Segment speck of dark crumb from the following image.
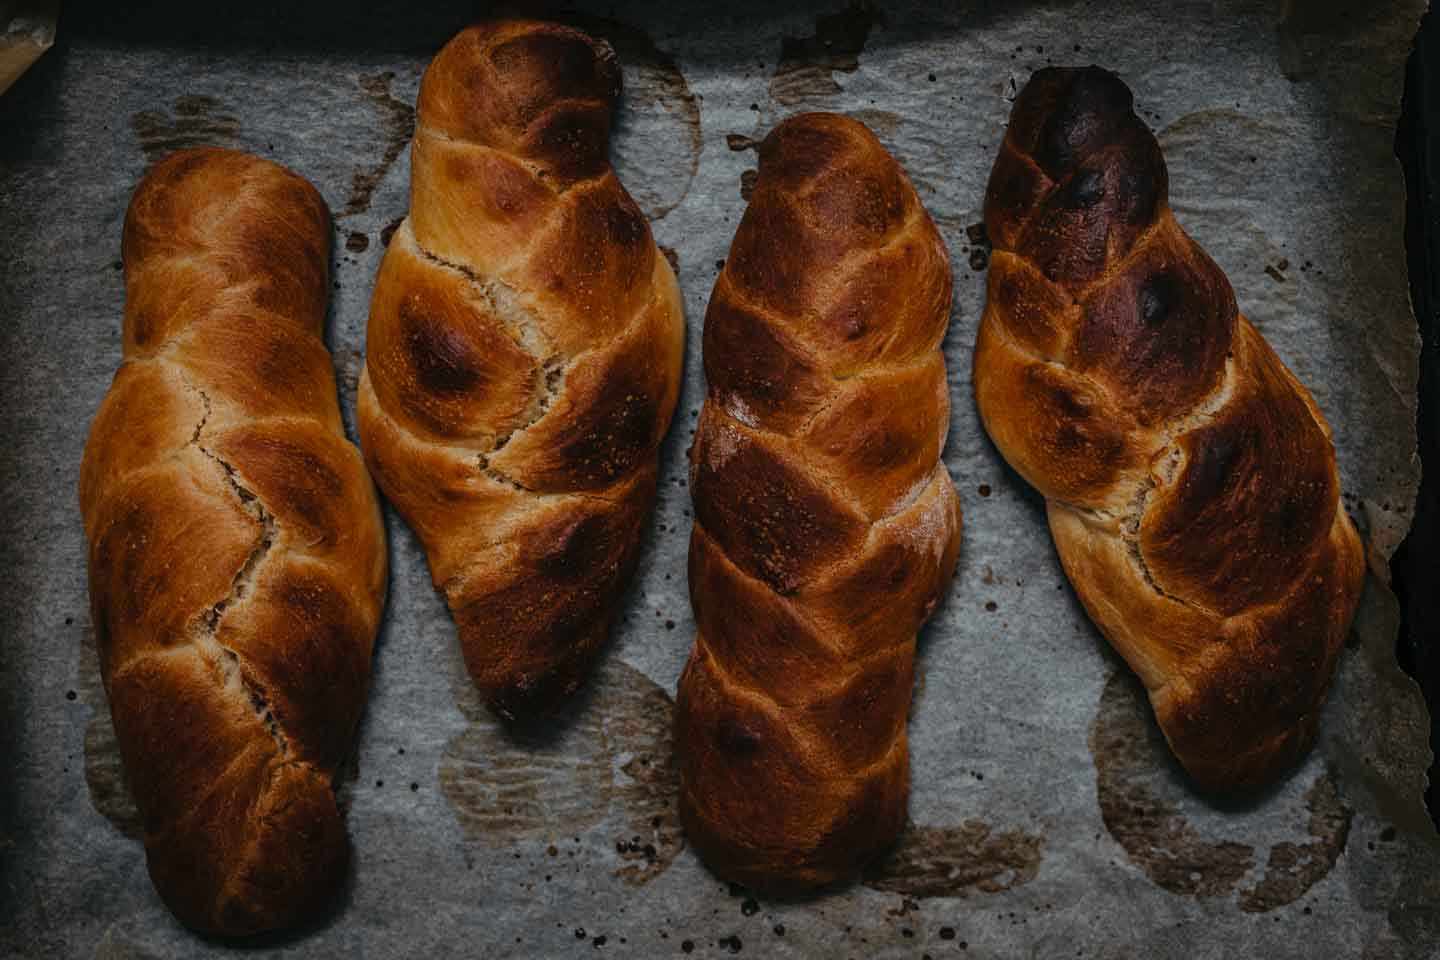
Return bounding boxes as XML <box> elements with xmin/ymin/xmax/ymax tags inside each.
<box><xmin>375</xmin><ymin>779</ymin><xmax>384</xmax><ymax>788</ymax></box>
<box><xmin>978</xmin><ymin>484</ymin><xmax>992</xmax><ymax>497</ymax></box>
<box><xmin>398</xmin><ymin>747</ymin><xmax>406</xmax><ymax>755</ymax></box>
<box><xmin>928</xmin><ymin>72</ymin><xmax>937</xmax><ymax>82</ymax></box>
<box><xmin>902</xmin><ymin>928</ymin><xmax>915</xmax><ymax>938</ymax></box>
<box><xmin>345</xmin><ymin>231</ymin><xmax>370</xmax><ymax>253</ymax></box>
<box><xmin>715</xmin><ymin>259</ymin><xmax>726</xmax><ymax>270</ymax></box>
<box><xmin>984</xmin><ymin>601</ymin><xmax>998</xmax><ymax>612</ymax></box>
<box><xmin>65</xmin><ymin>616</ymin><xmax>74</xmax><ymax>625</ymax></box>
<box><xmin>410</xmin><ymin>782</ymin><xmax>419</xmax><ymax>792</ymax></box>
<box><xmin>682</xmin><ymin>940</ymin><xmax>695</xmax><ymax>953</ymax></box>
<box><xmin>66</xmin><ymin>690</ymin><xmax>77</xmax><ymax>701</ymax></box>
<box><xmin>111</xmin><ymin>260</ymin><xmax>123</xmax><ymax>271</ymax></box>
<box><xmin>741</xmin><ymin>898</ymin><xmax>759</xmax><ymax>916</ymax></box>
<box><xmin>1074</xmin><ymin>44</ymin><xmax>1081</xmax><ymax>51</ymax></box>
<box><xmin>939</xmin><ymin>927</ymin><xmax>956</xmax><ymax>940</ymax></box>
<box><xmin>719</xmin><ymin>934</ymin><xmax>743</xmax><ymax>953</ymax></box>
<box><xmin>548</xmin><ymin>845</ymin><xmax>559</xmax><ymax>856</ymax></box>
<box><xmin>1303</xmin><ymin>906</ymin><xmax>1312</xmax><ymax>915</ymax></box>
<box><xmin>773</xmin><ymin>924</ymin><xmax>785</xmax><ymax>936</ymax></box>
<box><xmin>592</xmin><ymin>935</ymin><xmax>608</xmax><ymax>948</ymax></box>
<box><xmin>665</xmin><ymin>620</ymin><xmax>676</xmax><ymax>630</ymax></box>
<box><xmin>749</xmin><ymin>103</ymin><xmax>759</xmax><ymax>111</ymax></box>
<box><xmin>576</xmin><ymin>928</ymin><xmax>587</xmax><ymax>940</ymax></box>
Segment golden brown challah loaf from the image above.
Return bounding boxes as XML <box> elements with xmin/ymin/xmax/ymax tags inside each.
<box><xmin>78</xmin><ymin>149</ymin><xmax>387</xmax><ymax>935</ymax></box>
<box><xmin>675</xmin><ymin>113</ymin><xmax>962</xmax><ymax>893</ymax></box>
<box><xmin>357</xmin><ymin>19</ymin><xmax>684</xmax><ymax>721</ymax></box>
<box><xmin>975</xmin><ymin>67</ymin><xmax>1365</xmax><ymax>793</ymax></box>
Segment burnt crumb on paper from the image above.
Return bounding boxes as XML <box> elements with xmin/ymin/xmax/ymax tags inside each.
<box><xmin>345</xmin><ymin>231</ymin><xmax>370</xmax><ymax>253</ymax></box>
<box><xmin>740</xmin><ymin>169</ymin><xmax>759</xmax><ymax>201</ymax></box>
<box><xmin>726</xmin><ymin>133</ymin><xmax>760</xmax><ymax>152</ymax></box>
<box><xmin>659</xmin><ymin>245</ymin><xmax>680</xmax><ymax>276</ymax></box>
<box><xmin>966</xmin><ymin>221</ymin><xmax>991</xmax><ymax>271</ymax></box>
<box><xmin>342</xmin><ymin>71</ymin><xmax>416</xmax><ymax>218</ymax></box>
<box><xmin>770</xmin><ymin>1</ymin><xmax>885</xmax><ymax>106</ymax></box>
<box><xmin>380</xmin><ymin>215</ymin><xmax>405</xmax><ymax>248</ymax></box>
<box><xmin>1090</xmin><ymin>670</ymin><xmax>1352</xmax><ymax>910</ymax></box>
<box><xmin>438</xmin><ymin>658</ymin><xmax>683</xmax><ymax>886</ymax></box>
<box><xmin>553</xmin><ymin>13</ymin><xmax>702</xmax><ymax>222</ymax></box>
<box><xmin>131</xmin><ymin>95</ymin><xmax>240</xmax><ymax>167</ymax></box>
<box><xmin>862</xmin><ymin>821</ymin><xmax>1045</xmax><ymax>897</ymax></box>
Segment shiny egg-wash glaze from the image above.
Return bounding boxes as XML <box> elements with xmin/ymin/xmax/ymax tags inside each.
<box><xmin>974</xmin><ymin>67</ymin><xmax>1365</xmax><ymax>793</ymax></box>
<box><xmin>78</xmin><ymin>149</ymin><xmax>388</xmax><ymax>936</ymax></box>
<box><xmin>357</xmin><ymin>21</ymin><xmax>685</xmax><ymax>720</ymax></box>
<box><xmin>676</xmin><ymin>114</ymin><xmax>963</xmax><ymax>893</ymax></box>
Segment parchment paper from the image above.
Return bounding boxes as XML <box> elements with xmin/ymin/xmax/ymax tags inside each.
<box><xmin>1</xmin><ymin>1</ymin><xmax>1434</xmax><ymax>956</ymax></box>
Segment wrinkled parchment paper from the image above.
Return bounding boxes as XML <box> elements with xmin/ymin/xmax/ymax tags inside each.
<box><xmin>1</xmin><ymin>1</ymin><xmax>1433</xmax><ymax>956</ymax></box>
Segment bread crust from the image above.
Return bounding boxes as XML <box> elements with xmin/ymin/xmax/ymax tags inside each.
<box><xmin>676</xmin><ymin>113</ymin><xmax>962</xmax><ymax>893</ymax></box>
<box><xmin>974</xmin><ymin>67</ymin><xmax>1365</xmax><ymax>793</ymax></box>
<box><xmin>357</xmin><ymin>19</ymin><xmax>685</xmax><ymax>721</ymax></box>
<box><xmin>79</xmin><ymin>148</ymin><xmax>387</xmax><ymax>935</ymax></box>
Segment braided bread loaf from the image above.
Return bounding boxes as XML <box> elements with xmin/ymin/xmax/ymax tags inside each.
<box><xmin>675</xmin><ymin>113</ymin><xmax>962</xmax><ymax>893</ymax></box>
<box><xmin>357</xmin><ymin>20</ymin><xmax>684</xmax><ymax>720</ymax></box>
<box><xmin>78</xmin><ymin>149</ymin><xmax>387</xmax><ymax>935</ymax></box>
<box><xmin>976</xmin><ymin>67</ymin><xmax>1365</xmax><ymax>793</ymax></box>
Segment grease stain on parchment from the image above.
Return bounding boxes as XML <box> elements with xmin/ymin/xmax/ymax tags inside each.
<box><xmin>1091</xmin><ymin>670</ymin><xmax>1352</xmax><ymax>911</ymax></box>
<box><xmin>131</xmin><ymin>95</ymin><xmax>240</xmax><ymax>167</ymax></box>
<box><xmin>439</xmin><ymin>658</ymin><xmax>682</xmax><ymax>886</ymax></box>
<box><xmin>770</xmin><ymin>1</ymin><xmax>885</xmax><ymax>107</ymax></box>
<box><xmin>556</xmin><ymin>13</ymin><xmax>701</xmax><ymax>222</ymax></box>
<box><xmin>849</xmin><ymin>107</ymin><xmax>901</xmax><ymax>140</ymax></box>
<box><xmin>79</xmin><ymin>626</ymin><xmax>142</xmax><ymax>841</ymax></box>
<box><xmin>342</xmin><ymin>71</ymin><xmax>415</xmax><ymax>218</ymax></box>
<box><xmin>862</xmin><ymin>821</ymin><xmax>1045</xmax><ymax>898</ymax></box>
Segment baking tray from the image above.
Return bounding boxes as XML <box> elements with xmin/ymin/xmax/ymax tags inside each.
<box><xmin>2</xmin><ymin>1</ymin><xmax>1437</xmax><ymax>957</ymax></box>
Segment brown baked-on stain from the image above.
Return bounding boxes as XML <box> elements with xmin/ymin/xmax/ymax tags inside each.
<box><xmin>131</xmin><ymin>95</ymin><xmax>240</xmax><ymax>167</ymax></box>
<box><xmin>1091</xmin><ymin>670</ymin><xmax>1353</xmax><ymax>909</ymax></box>
<box><xmin>550</xmin><ymin>12</ymin><xmax>702</xmax><ymax>221</ymax></box>
<box><xmin>79</xmin><ymin>626</ymin><xmax>143</xmax><ymax>840</ymax></box>
<box><xmin>861</xmin><ymin>821</ymin><xmax>1045</xmax><ymax>898</ymax></box>
<box><xmin>770</xmin><ymin>1</ymin><xmax>885</xmax><ymax>106</ymax></box>
<box><xmin>658</xmin><ymin>245</ymin><xmax>680</xmax><ymax>276</ymax></box>
<box><xmin>438</xmin><ymin>658</ymin><xmax>683</xmax><ymax>886</ymax></box>
<box><xmin>739</xmin><ymin>169</ymin><xmax>759</xmax><ymax>201</ymax></box>
<box><xmin>342</xmin><ymin>71</ymin><xmax>417</xmax><ymax>218</ymax></box>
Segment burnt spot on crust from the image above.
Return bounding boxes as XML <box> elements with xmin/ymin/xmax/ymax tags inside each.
<box><xmin>1069</xmin><ymin>226</ymin><xmax>1236</xmax><ymax>422</ymax></box>
<box><xmin>690</xmin><ymin>411</ymin><xmax>865</xmax><ymax>595</ymax></box>
<box><xmin>489</xmin><ymin>30</ymin><xmax>621</xmax><ymax>127</ymax></box>
<box><xmin>401</xmin><ymin>296</ymin><xmax>486</xmax><ymax>398</ymax></box>
<box><xmin>1007</xmin><ymin>66</ymin><xmax>1136</xmax><ymax>179</ymax></box>
<box><xmin>449</xmin><ymin>479</ymin><xmax>653</xmax><ymax>720</ymax></box>
<box><xmin>702</xmin><ymin>289</ymin><xmax>831</xmax><ymax>433</ymax></box>
<box><xmin>1014</xmin><ymin>128</ymin><xmax>1167</xmax><ymax>286</ymax></box>
<box><xmin>420</xmin><ymin>21</ymin><xmax>620</xmax><ymax>185</ymax></box>
<box><xmin>1141</xmin><ymin>326</ymin><xmax>1336</xmax><ymax>613</ymax></box>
